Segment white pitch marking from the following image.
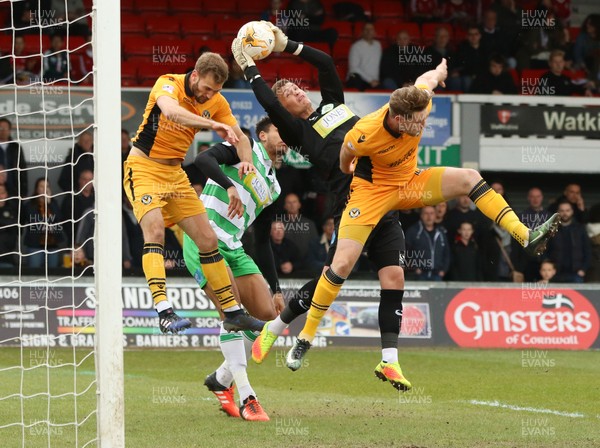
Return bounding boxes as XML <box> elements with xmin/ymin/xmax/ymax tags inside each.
<box><xmin>464</xmin><ymin>400</ymin><xmax>585</xmax><ymax>418</ymax></box>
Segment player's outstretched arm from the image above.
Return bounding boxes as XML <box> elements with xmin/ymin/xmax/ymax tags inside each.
<box><xmin>231</xmin><ymin>125</ymin><xmax>255</xmax><ymax>177</ymax></box>
<box><xmin>415</xmin><ymin>58</ymin><xmax>448</xmax><ymax>91</ymax></box>
<box><xmin>194</xmin><ymin>143</ymin><xmax>244</xmax><ymax>218</ymax></box>
<box><xmin>265</xmin><ymin>22</ymin><xmax>344</xmax><ymax>104</ymax></box>
<box><xmin>156</xmin><ymin>95</ymin><xmax>239</xmax><ymax>144</ymax></box>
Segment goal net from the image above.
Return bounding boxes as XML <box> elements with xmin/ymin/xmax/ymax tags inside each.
<box><xmin>0</xmin><ymin>1</ymin><xmax>123</xmax><ymax>446</ymax></box>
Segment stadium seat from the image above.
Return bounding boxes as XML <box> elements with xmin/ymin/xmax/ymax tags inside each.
<box><xmin>521</xmin><ymin>0</ymin><xmax>538</xmax><ymax>9</ymax></box>
<box><xmin>569</xmin><ymin>27</ymin><xmax>581</xmax><ymax>41</ymax></box>
<box><xmin>0</xmin><ymin>9</ymin><xmax>9</xmax><ymax>29</ymax></box>
<box><xmin>453</xmin><ymin>25</ymin><xmax>467</xmax><ymax>43</ymax></box>
<box><xmin>121</xmin><ymin>0</ymin><xmax>135</xmax><ymax>13</ymax></box>
<box><xmin>373</xmin><ymin>0</ymin><xmax>404</xmax><ymax>19</ymax></box>
<box><xmin>334</xmin><ymin>62</ymin><xmax>348</xmax><ymax>83</ymax></box>
<box><xmin>122</xmin><ymin>36</ymin><xmax>158</xmax><ymax>58</ymax></box>
<box><xmin>124</xmin><ymin>55</ymin><xmax>149</xmax><ymax>66</ymax></box>
<box><xmin>136</xmin><ymin>0</ymin><xmax>170</xmax><ymax>14</ymax></box>
<box><xmin>257</xmin><ymin>62</ymin><xmax>279</xmax><ymax>84</ymax></box>
<box><xmin>146</xmin><ymin>16</ymin><xmax>182</xmax><ymax>38</ymax></box>
<box><xmin>332</xmin><ymin>40</ymin><xmax>352</xmax><ymax>61</ymax></box>
<box><xmin>218</xmin><ymin>19</ymin><xmax>251</xmax><ymax>38</ymax></box>
<box><xmin>138</xmin><ymin>63</ymin><xmax>176</xmax><ymax>85</ymax></box>
<box><xmin>121</xmin><ymin>14</ymin><xmax>146</xmax><ymax>35</ymax></box>
<box><xmin>121</xmin><ymin>64</ymin><xmax>138</xmax><ymax>86</ymax></box>
<box><xmin>204</xmin><ymin>0</ymin><xmax>238</xmax><ymax>15</ymax></box>
<box><xmin>171</xmin><ymin>0</ymin><xmax>202</xmax><ymax>14</ymax></box>
<box><xmin>521</xmin><ymin>69</ymin><xmax>547</xmax><ymax>81</ymax></box>
<box><xmin>194</xmin><ymin>40</ymin><xmax>230</xmax><ymax>57</ymax></box>
<box><xmin>386</xmin><ymin>23</ymin><xmax>421</xmax><ymax>43</ymax></box>
<box><xmin>66</xmin><ymin>36</ymin><xmax>86</xmax><ymax>51</ymax></box>
<box><xmin>324</xmin><ymin>20</ymin><xmax>354</xmax><ymax>39</ymax></box>
<box><xmin>162</xmin><ymin>38</ymin><xmax>194</xmax><ymax>57</ymax></box>
<box><xmin>239</xmin><ymin>3</ymin><xmax>265</xmax><ymax>17</ymax></box>
<box><xmin>566</xmin><ymin>69</ymin><xmax>588</xmax><ymax>81</ymax></box>
<box><xmin>23</xmin><ymin>35</ymin><xmax>50</xmax><ymax>54</ymax></box>
<box><xmin>279</xmin><ymin>63</ymin><xmax>313</xmax><ymax>86</ymax></box>
<box><xmin>520</xmin><ymin>68</ymin><xmax>546</xmax><ymax>94</ymax></box>
<box><xmin>0</xmin><ymin>35</ymin><xmax>12</xmax><ymax>53</ymax></box>
<box><xmin>421</xmin><ymin>23</ymin><xmax>453</xmax><ymax>44</ymax></box>
<box><xmin>179</xmin><ymin>15</ymin><xmax>215</xmax><ymax>36</ymax></box>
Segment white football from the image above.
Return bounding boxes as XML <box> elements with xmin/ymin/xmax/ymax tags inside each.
<box><xmin>237</xmin><ymin>21</ymin><xmax>275</xmax><ymax>60</ymax></box>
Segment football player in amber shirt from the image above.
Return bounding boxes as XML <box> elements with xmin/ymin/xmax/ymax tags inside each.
<box><xmin>123</xmin><ymin>52</ymin><xmax>263</xmax><ymax>335</ymax></box>
<box><xmin>286</xmin><ymin>58</ymin><xmax>561</xmax><ymax>384</ymax></box>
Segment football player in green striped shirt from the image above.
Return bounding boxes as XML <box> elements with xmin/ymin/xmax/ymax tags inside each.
<box><xmin>183</xmin><ymin>116</ymin><xmax>285</xmax><ymax>421</ymax></box>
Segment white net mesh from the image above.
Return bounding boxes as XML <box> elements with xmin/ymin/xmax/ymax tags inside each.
<box><xmin>0</xmin><ymin>1</ymin><xmax>99</xmax><ymax>446</ymax></box>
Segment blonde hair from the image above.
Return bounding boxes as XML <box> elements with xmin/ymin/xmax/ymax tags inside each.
<box><xmin>271</xmin><ymin>78</ymin><xmax>291</xmax><ymax>96</ymax></box>
<box><xmin>389</xmin><ymin>86</ymin><xmax>431</xmax><ymax>118</ymax></box>
<box><xmin>195</xmin><ymin>52</ymin><xmax>228</xmax><ymax>84</ymax></box>
<box><xmin>549</xmin><ymin>49</ymin><xmax>565</xmax><ymax>62</ymax></box>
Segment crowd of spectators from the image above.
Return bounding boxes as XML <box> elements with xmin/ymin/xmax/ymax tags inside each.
<box><xmin>180</xmin><ymin>0</ymin><xmax>600</xmax><ymax>97</ymax></box>
<box><xmin>0</xmin><ymin>0</ymin><xmax>91</xmax><ymax>86</ymax></box>
<box><xmin>259</xmin><ymin>175</ymin><xmax>600</xmax><ymax>283</ymax></box>
<box><xmin>1</xmin><ymin>0</ymin><xmax>598</xmax><ymax>96</ymax></box>
<box><xmin>340</xmin><ymin>2</ymin><xmax>599</xmax><ymax>95</ymax></box>
<box><xmin>3</xmin><ymin>115</ymin><xmax>597</xmax><ymax>283</ymax></box>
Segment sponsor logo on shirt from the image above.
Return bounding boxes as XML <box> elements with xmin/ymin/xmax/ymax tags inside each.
<box><xmin>387</xmin><ymin>147</ymin><xmax>416</xmax><ymax>168</ymax></box>
<box><xmin>321</xmin><ymin>103</ymin><xmax>334</xmax><ymax>114</ymax></box>
<box><xmin>377</xmin><ymin>144</ymin><xmax>395</xmax><ymax>154</ymax></box>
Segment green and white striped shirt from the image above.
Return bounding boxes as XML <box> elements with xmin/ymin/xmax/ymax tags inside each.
<box><xmin>200</xmin><ymin>141</ymin><xmax>281</xmax><ymax>250</ymax></box>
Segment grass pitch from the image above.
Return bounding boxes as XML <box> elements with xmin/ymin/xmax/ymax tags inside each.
<box><xmin>0</xmin><ymin>347</ymin><xmax>599</xmax><ymax>447</ymax></box>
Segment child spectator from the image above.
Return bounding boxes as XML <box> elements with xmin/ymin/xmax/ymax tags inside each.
<box><xmin>538</xmin><ymin>260</ymin><xmax>557</xmax><ymax>284</ymax></box>
<box><xmin>449</xmin><ymin>221</ymin><xmax>482</xmax><ymax>281</ymax></box>
<box><xmin>42</xmin><ymin>34</ymin><xmax>68</xmax><ymax>82</ymax></box>
<box><xmin>469</xmin><ymin>54</ymin><xmax>518</xmax><ymax>94</ymax></box>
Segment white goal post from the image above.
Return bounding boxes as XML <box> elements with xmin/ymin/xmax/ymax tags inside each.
<box><xmin>93</xmin><ymin>0</ymin><xmax>124</xmax><ymax>446</ymax></box>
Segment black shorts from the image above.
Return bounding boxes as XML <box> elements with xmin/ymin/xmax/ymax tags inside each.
<box><xmin>326</xmin><ymin>211</ymin><xmax>405</xmax><ymax>271</ymax></box>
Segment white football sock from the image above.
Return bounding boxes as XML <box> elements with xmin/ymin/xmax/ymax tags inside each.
<box><xmin>219</xmin><ymin>324</ymin><xmax>255</xmax><ymax>404</ymax></box>
<box><xmin>267</xmin><ymin>315</ymin><xmax>287</xmax><ymax>336</ymax></box>
<box><xmin>155</xmin><ymin>300</ymin><xmax>172</xmax><ymax>313</ymax></box>
<box><xmin>223</xmin><ymin>304</ymin><xmax>241</xmax><ymax>312</ymax></box>
<box><xmin>215</xmin><ymin>361</ymin><xmax>233</xmax><ymax>387</ymax></box>
<box><xmin>382</xmin><ymin>348</ymin><xmax>398</xmax><ymax>364</ymax></box>
<box><xmin>232</xmin><ymin>370</ymin><xmax>255</xmax><ymax>405</ymax></box>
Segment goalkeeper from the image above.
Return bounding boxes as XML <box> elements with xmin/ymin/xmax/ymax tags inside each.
<box><xmin>232</xmin><ymin>24</ymin><xmax>412</xmax><ymax>391</ymax></box>
<box><xmin>183</xmin><ymin>116</ymin><xmax>285</xmax><ymax>421</ymax></box>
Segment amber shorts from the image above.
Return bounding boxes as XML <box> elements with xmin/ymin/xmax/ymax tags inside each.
<box><xmin>123</xmin><ymin>155</ymin><xmax>204</xmax><ymax>227</ymax></box>
<box><xmin>339</xmin><ymin>167</ymin><xmax>446</xmax><ymax>244</ymax></box>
